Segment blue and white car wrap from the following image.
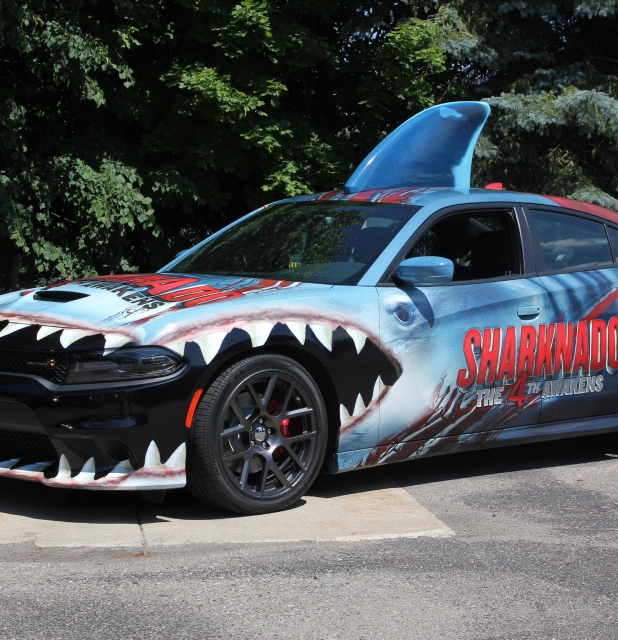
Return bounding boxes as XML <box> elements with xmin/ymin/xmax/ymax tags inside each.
<box><xmin>1</xmin><ymin>101</ymin><xmax>618</xmax><ymax>493</ymax></box>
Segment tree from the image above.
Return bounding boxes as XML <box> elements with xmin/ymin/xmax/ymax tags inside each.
<box><xmin>433</xmin><ymin>1</ymin><xmax>618</xmax><ymax>209</ymax></box>
<box><xmin>0</xmin><ymin>1</ymin><xmax>445</xmax><ymax>290</ymax></box>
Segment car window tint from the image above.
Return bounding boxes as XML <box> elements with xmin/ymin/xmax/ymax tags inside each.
<box><xmin>606</xmin><ymin>226</ymin><xmax>618</xmax><ymax>262</ymax></box>
<box><xmin>529</xmin><ymin>209</ymin><xmax>613</xmax><ymax>272</ymax></box>
<box><xmin>171</xmin><ymin>201</ymin><xmax>420</xmax><ymax>286</ymax></box>
<box><xmin>406</xmin><ymin>211</ymin><xmax>521</xmax><ymax>282</ymax></box>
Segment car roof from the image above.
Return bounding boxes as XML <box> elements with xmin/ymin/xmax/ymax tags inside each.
<box><xmin>288</xmin><ymin>187</ymin><xmax>618</xmax><ymax>225</ymax></box>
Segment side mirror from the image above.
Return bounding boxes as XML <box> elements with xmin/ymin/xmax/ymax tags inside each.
<box><xmin>396</xmin><ymin>256</ymin><xmax>454</xmax><ymax>286</ymax></box>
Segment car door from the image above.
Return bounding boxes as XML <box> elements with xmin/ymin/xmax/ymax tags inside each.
<box><xmin>377</xmin><ymin>204</ymin><xmax>547</xmax><ymax>455</ymax></box>
<box><xmin>523</xmin><ymin>206</ymin><xmax>618</xmax><ymax>423</ymax></box>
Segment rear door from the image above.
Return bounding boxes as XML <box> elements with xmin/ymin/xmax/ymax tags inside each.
<box><xmin>523</xmin><ymin>206</ymin><xmax>618</xmax><ymax>423</ymax></box>
<box><xmin>377</xmin><ymin>204</ymin><xmax>546</xmax><ymax>454</ymax></box>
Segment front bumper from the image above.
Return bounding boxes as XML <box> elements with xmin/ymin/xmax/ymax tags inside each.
<box><xmin>0</xmin><ymin>363</ymin><xmax>202</xmax><ymax>491</ymax></box>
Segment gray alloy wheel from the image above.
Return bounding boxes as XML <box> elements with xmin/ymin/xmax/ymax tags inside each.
<box><xmin>187</xmin><ymin>354</ymin><xmax>328</xmax><ymax>514</ymax></box>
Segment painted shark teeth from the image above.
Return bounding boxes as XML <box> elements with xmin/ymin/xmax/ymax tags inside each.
<box><xmin>195</xmin><ymin>331</ymin><xmax>228</xmax><ymax>365</ymax></box>
<box><xmin>353</xmin><ymin>393</ymin><xmax>366</xmax><ymax>416</ymax></box>
<box><xmin>0</xmin><ymin>322</ymin><xmax>30</xmax><ymax>338</ymax></box>
<box><xmin>286</xmin><ymin>321</ymin><xmax>306</xmax><ymax>345</ymax></box>
<box><xmin>339</xmin><ymin>376</ymin><xmax>386</xmax><ymax>425</ymax></box>
<box><xmin>372</xmin><ymin>376</ymin><xmax>385</xmax><ymax>400</ymax></box>
<box><xmin>37</xmin><ymin>325</ymin><xmax>62</xmax><ymax>341</ymax></box>
<box><xmin>14</xmin><ymin>461</ymin><xmax>54</xmax><ymax>472</ymax></box>
<box><xmin>339</xmin><ymin>395</ymin><xmax>366</xmax><ymax>425</ymax></box>
<box><xmin>104</xmin><ymin>333</ymin><xmax>132</xmax><ymax>350</ymax></box>
<box><xmin>0</xmin><ymin>441</ymin><xmax>188</xmax><ymax>490</ymax></box>
<box><xmin>192</xmin><ymin>322</ymin><xmax>366</xmax><ymax>363</ymax></box>
<box><xmin>74</xmin><ymin>457</ymin><xmax>96</xmax><ymax>482</ymax></box>
<box><xmin>309</xmin><ymin>324</ymin><xmax>333</xmax><ymax>351</ymax></box>
<box><xmin>165</xmin><ymin>341</ymin><xmax>186</xmax><ymax>356</ymax></box>
<box><xmin>108</xmin><ymin>459</ymin><xmax>134</xmax><ymax>477</ymax></box>
<box><xmin>144</xmin><ymin>441</ymin><xmax>161</xmax><ymax>468</ymax></box>
<box><xmin>164</xmin><ymin>443</ymin><xmax>187</xmax><ymax>470</ymax></box>
<box><xmin>244</xmin><ymin>322</ymin><xmax>275</xmax><ymax>348</ymax></box>
<box><xmin>60</xmin><ymin>329</ymin><xmax>92</xmax><ymax>348</ymax></box>
<box><xmin>345</xmin><ymin>328</ymin><xmax>368</xmax><ymax>354</ymax></box>
<box><xmin>55</xmin><ymin>454</ymin><xmax>72</xmax><ymax>479</ymax></box>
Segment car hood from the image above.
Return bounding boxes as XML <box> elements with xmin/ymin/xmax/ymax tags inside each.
<box><xmin>0</xmin><ymin>273</ymin><xmax>343</xmax><ymax>355</ymax></box>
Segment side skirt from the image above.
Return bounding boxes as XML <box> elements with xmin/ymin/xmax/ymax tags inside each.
<box><xmin>328</xmin><ymin>413</ymin><xmax>618</xmax><ymax>473</ymax></box>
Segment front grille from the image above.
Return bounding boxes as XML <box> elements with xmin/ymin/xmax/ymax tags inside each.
<box><xmin>0</xmin><ymin>430</ymin><xmax>58</xmax><ymax>462</ymax></box>
<box><xmin>0</xmin><ymin>349</ymin><xmax>69</xmax><ymax>385</ymax></box>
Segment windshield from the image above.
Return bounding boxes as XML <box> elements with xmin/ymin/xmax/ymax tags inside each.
<box><xmin>169</xmin><ymin>201</ymin><xmax>420</xmax><ymax>285</ymax></box>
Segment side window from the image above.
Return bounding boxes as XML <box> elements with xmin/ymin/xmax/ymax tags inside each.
<box><xmin>606</xmin><ymin>226</ymin><xmax>618</xmax><ymax>262</ymax></box>
<box><xmin>529</xmin><ymin>209</ymin><xmax>613</xmax><ymax>272</ymax></box>
<box><xmin>405</xmin><ymin>210</ymin><xmax>522</xmax><ymax>282</ymax></box>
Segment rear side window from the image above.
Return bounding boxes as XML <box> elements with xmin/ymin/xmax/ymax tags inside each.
<box><xmin>529</xmin><ymin>209</ymin><xmax>613</xmax><ymax>272</ymax></box>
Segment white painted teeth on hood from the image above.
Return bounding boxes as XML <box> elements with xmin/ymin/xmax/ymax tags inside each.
<box><xmin>37</xmin><ymin>326</ymin><xmax>62</xmax><ymax>341</ymax></box>
<box><xmin>0</xmin><ymin>459</ymin><xmax>20</xmax><ymax>470</ymax></box>
<box><xmin>244</xmin><ymin>322</ymin><xmax>275</xmax><ymax>348</ymax></box>
<box><xmin>104</xmin><ymin>334</ymin><xmax>132</xmax><ymax>350</ymax></box>
<box><xmin>60</xmin><ymin>329</ymin><xmax>93</xmax><ymax>348</ymax></box>
<box><xmin>339</xmin><ymin>376</ymin><xmax>386</xmax><ymax>425</ymax></box>
<box><xmin>9</xmin><ymin>325</ymin><xmax>131</xmax><ymax>349</ymax></box>
<box><xmin>165</xmin><ymin>341</ymin><xmax>187</xmax><ymax>356</ymax></box>
<box><xmin>286</xmin><ymin>321</ymin><xmax>306</xmax><ymax>345</ymax></box>
<box><xmin>192</xmin><ymin>322</ymin><xmax>367</xmax><ymax>364</ymax></box>
<box><xmin>2</xmin><ymin>319</ymin><xmax>366</xmax><ymax>364</ymax></box>
<box><xmin>0</xmin><ymin>322</ymin><xmax>30</xmax><ymax>338</ymax></box>
<box><xmin>309</xmin><ymin>324</ymin><xmax>333</xmax><ymax>351</ymax></box>
<box><xmin>194</xmin><ymin>331</ymin><xmax>228</xmax><ymax>365</ymax></box>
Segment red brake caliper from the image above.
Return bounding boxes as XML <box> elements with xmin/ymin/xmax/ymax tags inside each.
<box><xmin>267</xmin><ymin>399</ymin><xmax>290</xmax><ymax>457</ymax></box>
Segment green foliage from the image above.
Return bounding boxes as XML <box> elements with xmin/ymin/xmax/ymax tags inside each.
<box><xmin>6</xmin><ymin>0</ymin><xmax>618</xmax><ymax>291</ymax></box>
<box><xmin>433</xmin><ymin>1</ymin><xmax>618</xmax><ymax>209</ymax></box>
<box><xmin>0</xmin><ymin>0</ymin><xmax>446</xmax><ymax>289</ymax></box>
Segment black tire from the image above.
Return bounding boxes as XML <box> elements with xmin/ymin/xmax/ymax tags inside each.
<box><xmin>187</xmin><ymin>354</ymin><xmax>328</xmax><ymax>514</ymax></box>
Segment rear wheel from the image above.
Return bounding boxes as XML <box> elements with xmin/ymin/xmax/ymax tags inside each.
<box><xmin>187</xmin><ymin>354</ymin><xmax>328</xmax><ymax>514</ymax></box>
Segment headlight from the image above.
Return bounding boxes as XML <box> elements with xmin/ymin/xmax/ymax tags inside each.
<box><xmin>64</xmin><ymin>347</ymin><xmax>185</xmax><ymax>385</ymax></box>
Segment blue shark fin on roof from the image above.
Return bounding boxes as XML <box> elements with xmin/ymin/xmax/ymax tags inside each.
<box><xmin>344</xmin><ymin>101</ymin><xmax>491</xmax><ymax>194</ymax></box>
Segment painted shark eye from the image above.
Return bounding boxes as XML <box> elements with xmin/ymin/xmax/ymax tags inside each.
<box><xmin>395</xmin><ymin>303</ymin><xmax>412</xmax><ymax>323</ymax></box>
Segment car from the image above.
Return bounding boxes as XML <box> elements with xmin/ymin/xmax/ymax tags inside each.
<box><xmin>2</xmin><ymin>101</ymin><xmax>618</xmax><ymax>515</ymax></box>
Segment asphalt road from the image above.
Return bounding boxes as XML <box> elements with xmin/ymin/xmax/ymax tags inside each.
<box><xmin>0</xmin><ymin>433</ymin><xmax>617</xmax><ymax>640</ymax></box>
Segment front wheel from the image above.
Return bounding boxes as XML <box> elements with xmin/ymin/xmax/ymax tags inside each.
<box><xmin>187</xmin><ymin>354</ymin><xmax>328</xmax><ymax>514</ymax></box>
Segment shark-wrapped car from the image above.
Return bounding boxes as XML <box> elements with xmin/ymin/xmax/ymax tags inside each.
<box><xmin>2</xmin><ymin>101</ymin><xmax>618</xmax><ymax>514</ymax></box>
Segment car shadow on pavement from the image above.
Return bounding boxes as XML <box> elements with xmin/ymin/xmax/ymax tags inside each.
<box><xmin>379</xmin><ymin>431</ymin><xmax>618</xmax><ymax>488</ymax></box>
<box><xmin>0</xmin><ymin>432</ymin><xmax>616</xmax><ymax>528</ymax></box>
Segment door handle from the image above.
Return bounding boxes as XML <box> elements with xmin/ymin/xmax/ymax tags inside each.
<box><xmin>517</xmin><ymin>305</ymin><xmax>540</xmax><ymax>319</ymax></box>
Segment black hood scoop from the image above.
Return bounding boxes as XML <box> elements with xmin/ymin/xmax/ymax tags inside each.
<box><xmin>33</xmin><ymin>290</ymin><xmax>90</xmax><ymax>303</ymax></box>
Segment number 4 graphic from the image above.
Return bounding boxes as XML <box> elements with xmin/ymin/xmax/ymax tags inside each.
<box><xmin>508</xmin><ymin>373</ymin><xmax>528</xmax><ymax>410</ymax></box>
